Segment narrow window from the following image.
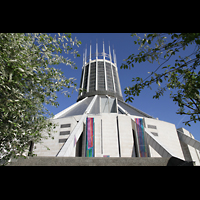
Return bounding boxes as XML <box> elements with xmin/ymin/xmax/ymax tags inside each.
<box><xmin>147</xmin><ymin>124</ymin><xmax>157</xmax><ymax>129</ymax></box>
<box><xmin>60</xmin><ymin>124</ymin><xmax>71</xmax><ymax>128</ymax></box>
<box><xmin>116</xmin><ymin>116</ymin><xmax>121</xmax><ymax>157</ymax></box>
<box><xmin>59</xmin><ymin>138</ymin><xmax>68</xmax><ymax>143</ymax></box>
<box><xmin>151</xmin><ymin>132</ymin><xmax>158</xmax><ymax>136</ymax></box>
<box><xmin>132</xmin><ymin>129</ymin><xmax>139</xmax><ymax>157</ymax></box>
<box><xmin>60</xmin><ymin>131</ymin><xmax>70</xmax><ymax>135</ymax></box>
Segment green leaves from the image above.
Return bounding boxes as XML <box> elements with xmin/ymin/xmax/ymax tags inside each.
<box><xmin>120</xmin><ymin>33</ymin><xmax>200</xmax><ymax>127</ymax></box>
<box><xmin>0</xmin><ymin>33</ymin><xmax>81</xmax><ymax>164</ymax></box>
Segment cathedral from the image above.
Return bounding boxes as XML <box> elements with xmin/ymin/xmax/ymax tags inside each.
<box><xmin>29</xmin><ymin>42</ymin><xmax>200</xmax><ymax>165</ymax></box>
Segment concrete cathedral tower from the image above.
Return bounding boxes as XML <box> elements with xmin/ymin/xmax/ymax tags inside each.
<box><xmin>77</xmin><ymin>41</ymin><xmax>123</xmax><ymax>102</ymax></box>
<box><xmin>31</xmin><ymin>41</ymin><xmax>200</xmax><ymax>165</ymax></box>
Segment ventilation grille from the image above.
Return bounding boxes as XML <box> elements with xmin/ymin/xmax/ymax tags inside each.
<box><xmin>60</xmin><ymin>124</ymin><xmax>71</xmax><ymax>128</ymax></box>
<box><xmin>151</xmin><ymin>132</ymin><xmax>158</xmax><ymax>136</ymax></box>
<box><xmin>98</xmin><ymin>61</ymin><xmax>105</xmax><ymax>90</ymax></box>
<box><xmin>83</xmin><ymin>64</ymin><xmax>89</xmax><ymax>94</ymax></box>
<box><xmin>59</xmin><ymin>138</ymin><xmax>68</xmax><ymax>143</ymax></box>
<box><xmin>112</xmin><ymin>65</ymin><xmax>120</xmax><ymax>94</ymax></box>
<box><xmin>60</xmin><ymin>131</ymin><xmax>70</xmax><ymax>135</ymax></box>
<box><xmin>89</xmin><ymin>62</ymin><xmax>96</xmax><ymax>91</ymax></box>
<box><xmin>147</xmin><ymin>124</ymin><xmax>157</xmax><ymax>129</ymax></box>
<box><xmin>106</xmin><ymin>62</ymin><xmax>114</xmax><ymax>91</ymax></box>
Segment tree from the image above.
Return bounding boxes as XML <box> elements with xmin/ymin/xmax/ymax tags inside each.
<box><xmin>121</xmin><ymin>33</ymin><xmax>200</xmax><ymax>126</ymax></box>
<box><xmin>0</xmin><ymin>33</ymin><xmax>81</xmax><ymax>164</ymax></box>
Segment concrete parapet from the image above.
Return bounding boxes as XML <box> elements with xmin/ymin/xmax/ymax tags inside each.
<box><xmin>7</xmin><ymin>156</ymin><xmax>194</xmax><ymax>166</ymax></box>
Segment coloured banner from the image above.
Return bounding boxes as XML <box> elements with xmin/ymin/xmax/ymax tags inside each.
<box><xmin>86</xmin><ymin>117</ymin><xmax>94</xmax><ymax>157</ymax></box>
<box><xmin>135</xmin><ymin>118</ymin><xmax>148</xmax><ymax>157</ymax></box>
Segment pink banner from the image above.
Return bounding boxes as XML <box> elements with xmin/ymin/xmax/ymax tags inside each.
<box><xmin>87</xmin><ymin>118</ymin><xmax>94</xmax><ymax>149</ymax></box>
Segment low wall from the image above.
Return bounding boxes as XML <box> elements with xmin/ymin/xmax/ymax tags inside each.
<box><xmin>7</xmin><ymin>156</ymin><xmax>194</xmax><ymax>166</ymax></box>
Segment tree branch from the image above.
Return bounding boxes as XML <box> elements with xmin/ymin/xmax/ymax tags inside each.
<box><xmin>189</xmin><ymin>97</ymin><xmax>200</xmax><ymax>112</ymax></box>
<box><xmin>143</xmin><ymin>54</ymin><xmax>173</xmax><ymax>82</ymax></box>
<box><xmin>180</xmin><ymin>101</ymin><xmax>196</xmax><ymax>111</ymax></box>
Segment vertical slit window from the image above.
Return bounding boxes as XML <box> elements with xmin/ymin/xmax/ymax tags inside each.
<box><xmin>106</xmin><ymin>62</ymin><xmax>114</xmax><ymax>92</ymax></box>
<box><xmin>98</xmin><ymin>61</ymin><xmax>105</xmax><ymax>90</ymax></box>
<box><xmin>112</xmin><ymin>65</ymin><xmax>120</xmax><ymax>94</ymax></box>
<box><xmin>89</xmin><ymin>62</ymin><xmax>96</xmax><ymax>92</ymax></box>
<box><xmin>83</xmin><ymin>64</ymin><xmax>89</xmax><ymax>94</ymax></box>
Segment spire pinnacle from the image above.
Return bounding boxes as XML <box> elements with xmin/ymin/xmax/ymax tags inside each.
<box><xmin>89</xmin><ymin>41</ymin><xmax>92</xmax><ymax>61</ymax></box>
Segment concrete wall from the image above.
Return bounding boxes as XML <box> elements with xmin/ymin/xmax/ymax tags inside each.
<box><xmin>144</xmin><ymin>118</ymin><xmax>184</xmax><ymax>160</ymax></box>
<box><xmin>33</xmin><ymin>116</ymin><xmax>81</xmax><ymax>156</ymax></box>
<box><xmin>97</xmin><ymin>113</ymin><xmax>119</xmax><ymax>157</ymax></box>
<box><xmin>117</xmin><ymin>115</ymin><xmax>134</xmax><ymax>157</ymax></box>
<box><xmin>34</xmin><ymin>113</ymin><xmax>198</xmax><ymax>163</ymax></box>
<box><xmin>90</xmin><ymin>114</ymin><xmax>134</xmax><ymax>157</ymax></box>
<box><xmin>92</xmin><ymin>115</ymin><xmax>102</xmax><ymax>157</ymax></box>
<box><xmin>178</xmin><ymin>128</ymin><xmax>200</xmax><ymax>165</ymax></box>
<box><xmin>8</xmin><ymin>156</ymin><xmax>194</xmax><ymax>166</ymax></box>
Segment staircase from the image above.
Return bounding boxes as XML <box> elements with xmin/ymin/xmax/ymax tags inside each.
<box><xmin>7</xmin><ymin>156</ymin><xmax>195</xmax><ymax>166</ymax></box>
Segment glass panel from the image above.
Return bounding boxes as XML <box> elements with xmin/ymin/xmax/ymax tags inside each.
<box><xmin>85</xmin><ymin>117</ymin><xmax>94</xmax><ymax>157</ymax></box>
<box><xmin>106</xmin><ymin>62</ymin><xmax>114</xmax><ymax>92</ymax></box>
<box><xmin>89</xmin><ymin>62</ymin><xmax>96</xmax><ymax>92</ymax></box>
<box><xmin>89</xmin><ymin>95</ymin><xmax>100</xmax><ymax>114</ymax></box>
<box><xmin>135</xmin><ymin>118</ymin><xmax>149</xmax><ymax>157</ymax></box>
<box><xmin>101</xmin><ymin>97</ymin><xmax>117</xmax><ymax>113</ymax></box>
<box><xmin>98</xmin><ymin>61</ymin><xmax>105</xmax><ymax>90</ymax></box>
<box><xmin>101</xmin><ymin>97</ymin><xmax>109</xmax><ymax>113</ymax></box>
<box><xmin>118</xmin><ymin>100</ymin><xmax>150</xmax><ymax>117</ymax></box>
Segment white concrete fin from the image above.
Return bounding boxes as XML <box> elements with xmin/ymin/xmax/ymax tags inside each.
<box><xmin>82</xmin><ymin>41</ymin><xmax>118</xmax><ymax>65</ymax></box>
<box><xmin>96</xmin><ymin>40</ymin><xmax>98</xmax><ymax>91</ymax></box>
<box><xmin>89</xmin><ymin>41</ymin><xmax>92</xmax><ymax>61</ymax></box>
<box><xmin>83</xmin><ymin>51</ymin><xmax>85</xmax><ymax>67</ymax></box>
<box><xmin>53</xmin><ymin>97</ymin><xmax>88</xmax><ymax>119</ymax></box>
<box><xmin>57</xmin><ymin>95</ymin><xmax>98</xmax><ymax>157</ymax></box>
<box><xmin>103</xmin><ymin>40</ymin><xmax>105</xmax><ymax>59</ymax></box>
<box><xmin>85</xmin><ymin>45</ymin><xmax>87</xmax><ymax>65</ymax></box>
<box><xmin>117</xmin><ymin>102</ymin><xmax>178</xmax><ymax>158</ymax></box>
<box><xmin>144</xmin><ymin>128</ymin><xmax>177</xmax><ymax>158</ymax></box>
<box><xmin>177</xmin><ymin>129</ymin><xmax>200</xmax><ymax>151</ymax></box>
<box><xmin>108</xmin><ymin>42</ymin><xmax>112</xmax><ymax>62</ymax></box>
<box><xmin>113</xmin><ymin>46</ymin><xmax>116</xmax><ymax>65</ymax></box>
<box><xmin>96</xmin><ymin>39</ymin><xmax>98</xmax><ymax>59</ymax></box>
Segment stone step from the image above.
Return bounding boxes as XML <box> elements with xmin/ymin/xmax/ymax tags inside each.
<box><xmin>7</xmin><ymin>156</ymin><xmax>195</xmax><ymax>166</ymax></box>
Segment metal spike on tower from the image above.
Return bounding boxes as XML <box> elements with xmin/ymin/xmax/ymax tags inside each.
<box><xmin>77</xmin><ymin>41</ymin><xmax>123</xmax><ymax>101</ymax></box>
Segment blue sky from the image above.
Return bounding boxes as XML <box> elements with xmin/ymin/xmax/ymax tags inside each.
<box><xmin>46</xmin><ymin>33</ymin><xmax>200</xmax><ymax>141</ymax></box>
